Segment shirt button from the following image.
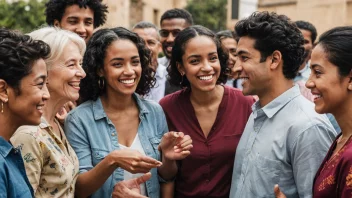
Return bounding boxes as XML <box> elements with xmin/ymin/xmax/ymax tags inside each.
<box><xmin>111</xmin><ymin>133</ymin><xmax>115</xmax><ymax>136</ymax></box>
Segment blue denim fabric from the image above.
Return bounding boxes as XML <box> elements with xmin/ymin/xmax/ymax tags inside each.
<box><xmin>65</xmin><ymin>94</ymin><xmax>168</xmax><ymax>198</ymax></box>
<box><xmin>0</xmin><ymin>137</ymin><xmax>33</xmax><ymax>198</ymax></box>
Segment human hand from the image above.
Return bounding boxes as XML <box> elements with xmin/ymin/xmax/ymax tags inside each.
<box><xmin>56</xmin><ymin>101</ymin><xmax>76</xmax><ymax>124</ymax></box>
<box><xmin>113</xmin><ymin>149</ymin><xmax>162</xmax><ymax>174</ymax></box>
<box><xmin>274</xmin><ymin>184</ymin><xmax>287</xmax><ymax>198</ymax></box>
<box><xmin>158</xmin><ymin>132</ymin><xmax>193</xmax><ymax>161</ymax></box>
<box><xmin>112</xmin><ymin>172</ymin><xmax>152</xmax><ymax>198</ymax></box>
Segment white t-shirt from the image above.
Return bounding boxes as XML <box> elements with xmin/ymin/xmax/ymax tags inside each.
<box><xmin>119</xmin><ymin>135</ymin><xmax>147</xmax><ymax>196</ymax></box>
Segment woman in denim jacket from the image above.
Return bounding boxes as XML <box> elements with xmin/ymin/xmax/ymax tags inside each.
<box><xmin>65</xmin><ymin>27</ymin><xmax>192</xmax><ymax>198</ymax></box>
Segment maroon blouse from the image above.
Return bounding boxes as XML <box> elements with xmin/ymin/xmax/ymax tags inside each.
<box><xmin>314</xmin><ymin>133</ymin><xmax>352</xmax><ymax>198</ymax></box>
<box><xmin>159</xmin><ymin>86</ymin><xmax>254</xmax><ymax>198</ymax></box>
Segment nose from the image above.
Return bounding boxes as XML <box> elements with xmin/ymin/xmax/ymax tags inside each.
<box><xmin>228</xmin><ymin>53</ymin><xmax>236</xmax><ymax>66</ymax></box>
<box><xmin>123</xmin><ymin>64</ymin><xmax>134</xmax><ymax>75</ymax></box>
<box><xmin>201</xmin><ymin>61</ymin><xmax>213</xmax><ymax>72</ymax></box>
<box><xmin>166</xmin><ymin>33</ymin><xmax>174</xmax><ymax>42</ymax></box>
<box><xmin>75</xmin><ymin>22</ymin><xmax>86</xmax><ymax>34</ymax></box>
<box><xmin>76</xmin><ymin>66</ymin><xmax>86</xmax><ymax>79</ymax></box>
<box><xmin>42</xmin><ymin>84</ymin><xmax>50</xmax><ymax>101</ymax></box>
<box><xmin>231</xmin><ymin>61</ymin><xmax>243</xmax><ymax>79</ymax></box>
<box><xmin>305</xmin><ymin>78</ymin><xmax>315</xmax><ymax>89</ymax></box>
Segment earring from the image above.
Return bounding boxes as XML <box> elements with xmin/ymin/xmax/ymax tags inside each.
<box><xmin>348</xmin><ymin>84</ymin><xmax>352</xmax><ymax>90</ymax></box>
<box><xmin>180</xmin><ymin>73</ymin><xmax>184</xmax><ymax>85</ymax></box>
<box><xmin>98</xmin><ymin>77</ymin><xmax>105</xmax><ymax>90</ymax></box>
<box><xmin>1</xmin><ymin>102</ymin><xmax>3</xmax><ymax>113</ymax></box>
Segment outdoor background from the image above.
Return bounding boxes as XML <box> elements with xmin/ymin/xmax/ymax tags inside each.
<box><xmin>1</xmin><ymin>0</ymin><xmax>351</xmax><ymax>37</ymax></box>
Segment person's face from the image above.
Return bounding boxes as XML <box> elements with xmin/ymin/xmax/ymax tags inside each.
<box><xmin>221</xmin><ymin>37</ymin><xmax>238</xmax><ymax>78</ymax></box>
<box><xmin>48</xmin><ymin>42</ymin><xmax>86</xmax><ymax>102</ymax></box>
<box><xmin>235</xmin><ymin>36</ymin><xmax>272</xmax><ymax>96</ymax></box>
<box><xmin>100</xmin><ymin>39</ymin><xmax>142</xmax><ymax>97</ymax></box>
<box><xmin>7</xmin><ymin>59</ymin><xmax>50</xmax><ymax>125</ymax></box>
<box><xmin>54</xmin><ymin>4</ymin><xmax>94</xmax><ymax>43</ymax></box>
<box><xmin>178</xmin><ymin>36</ymin><xmax>221</xmax><ymax>92</ymax></box>
<box><xmin>300</xmin><ymin>29</ymin><xmax>313</xmax><ymax>61</ymax></box>
<box><xmin>133</xmin><ymin>28</ymin><xmax>160</xmax><ymax>68</ymax></box>
<box><xmin>160</xmin><ymin>18</ymin><xmax>189</xmax><ymax>59</ymax></box>
<box><xmin>306</xmin><ymin>44</ymin><xmax>351</xmax><ymax>114</ymax></box>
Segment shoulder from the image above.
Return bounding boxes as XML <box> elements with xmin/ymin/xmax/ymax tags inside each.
<box><xmin>67</xmin><ymin>100</ymin><xmax>95</xmax><ymax>122</ymax></box>
<box><xmin>138</xmin><ymin>96</ymin><xmax>164</xmax><ymax>115</ymax></box>
<box><xmin>159</xmin><ymin>89</ymin><xmax>186</xmax><ymax>108</ymax></box>
<box><xmin>11</xmin><ymin>125</ymin><xmax>42</xmax><ymax>145</ymax></box>
<box><xmin>225</xmin><ymin>86</ymin><xmax>255</xmax><ymax>105</ymax></box>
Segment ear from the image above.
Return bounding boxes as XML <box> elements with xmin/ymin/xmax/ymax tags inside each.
<box><xmin>53</xmin><ymin>20</ymin><xmax>60</xmax><ymax>27</ymax></box>
<box><xmin>176</xmin><ymin>62</ymin><xmax>185</xmax><ymax>76</ymax></box>
<box><xmin>0</xmin><ymin>79</ymin><xmax>9</xmax><ymax>102</ymax></box>
<box><xmin>269</xmin><ymin>50</ymin><xmax>282</xmax><ymax>70</ymax></box>
<box><xmin>348</xmin><ymin>70</ymin><xmax>352</xmax><ymax>91</ymax></box>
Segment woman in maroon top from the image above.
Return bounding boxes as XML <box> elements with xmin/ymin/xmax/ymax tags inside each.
<box><xmin>275</xmin><ymin>26</ymin><xmax>352</xmax><ymax>198</ymax></box>
<box><xmin>159</xmin><ymin>25</ymin><xmax>254</xmax><ymax>198</ymax></box>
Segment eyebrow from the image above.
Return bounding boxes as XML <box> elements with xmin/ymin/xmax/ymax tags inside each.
<box><xmin>109</xmin><ymin>56</ymin><xmax>140</xmax><ymax>62</ymax></box>
<box><xmin>65</xmin><ymin>58</ymin><xmax>79</xmax><ymax>64</ymax></box>
<box><xmin>186</xmin><ymin>52</ymin><xmax>217</xmax><ymax>59</ymax></box>
<box><xmin>34</xmin><ymin>75</ymin><xmax>47</xmax><ymax>82</ymax></box>
<box><xmin>236</xmin><ymin>50</ymin><xmax>250</xmax><ymax>56</ymax></box>
<box><xmin>67</xmin><ymin>16</ymin><xmax>93</xmax><ymax>20</ymax></box>
<box><xmin>310</xmin><ymin>64</ymin><xmax>322</xmax><ymax>69</ymax></box>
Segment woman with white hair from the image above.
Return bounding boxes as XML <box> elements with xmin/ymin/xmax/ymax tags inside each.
<box><xmin>11</xmin><ymin>27</ymin><xmax>86</xmax><ymax>197</ymax></box>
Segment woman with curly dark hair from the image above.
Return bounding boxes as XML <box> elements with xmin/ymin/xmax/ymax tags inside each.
<box><xmin>65</xmin><ymin>27</ymin><xmax>193</xmax><ymax>198</ymax></box>
<box><xmin>159</xmin><ymin>25</ymin><xmax>254</xmax><ymax>197</ymax></box>
<box><xmin>0</xmin><ymin>28</ymin><xmax>50</xmax><ymax>197</ymax></box>
<box><xmin>45</xmin><ymin>0</ymin><xmax>108</xmax><ymax>43</ymax></box>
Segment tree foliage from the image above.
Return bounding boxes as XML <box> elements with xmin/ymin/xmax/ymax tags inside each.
<box><xmin>0</xmin><ymin>0</ymin><xmax>47</xmax><ymax>33</ymax></box>
<box><xmin>185</xmin><ymin>0</ymin><xmax>227</xmax><ymax>32</ymax></box>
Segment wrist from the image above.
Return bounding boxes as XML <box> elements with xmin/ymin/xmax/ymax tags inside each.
<box><xmin>108</xmin><ymin>150</ymin><xmax>121</xmax><ymax>168</ymax></box>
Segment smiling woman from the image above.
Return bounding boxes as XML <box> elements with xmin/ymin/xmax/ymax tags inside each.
<box><xmin>0</xmin><ymin>28</ymin><xmax>50</xmax><ymax>197</ymax></box>
<box><xmin>10</xmin><ymin>27</ymin><xmax>86</xmax><ymax>198</ymax></box>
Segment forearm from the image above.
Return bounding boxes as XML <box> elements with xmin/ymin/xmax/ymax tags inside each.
<box><xmin>160</xmin><ymin>182</ymin><xmax>174</xmax><ymax>198</ymax></box>
<box><xmin>75</xmin><ymin>154</ymin><xmax>118</xmax><ymax>198</ymax></box>
<box><xmin>157</xmin><ymin>156</ymin><xmax>177</xmax><ymax>180</ymax></box>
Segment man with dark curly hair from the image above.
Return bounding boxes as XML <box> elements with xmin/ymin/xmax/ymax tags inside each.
<box><xmin>45</xmin><ymin>0</ymin><xmax>108</xmax><ymax>43</ymax></box>
<box><xmin>229</xmin><ymin>12</ymin><xmax>337</xmax><ymax>198</ymax></box>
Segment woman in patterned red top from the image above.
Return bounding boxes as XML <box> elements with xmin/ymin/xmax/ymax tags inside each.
<box><xmin>275</xmin><ymin>26</ymin><xmax>352</xmax><ymax>198</ymax></box>
<box><xmin>159</xmin><ymin>25</ymin><xmax>255</xmax><ymax>198</ymax></box>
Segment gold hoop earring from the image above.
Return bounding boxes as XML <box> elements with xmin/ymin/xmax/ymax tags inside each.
<box><xmin>98</xmin><ymin>77</ymin><xmax>105</xmax><ymax>90</ymax></box>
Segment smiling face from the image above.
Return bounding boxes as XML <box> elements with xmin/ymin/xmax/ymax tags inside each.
<box><xmin>235</xmin><ymin>36</ymin><xmax>272</xmax><ymax>97</ymax></box>
<box><xmin>306</xmin><ymin>44</ymin><xmax>350</xmax><ymax>114</ymax></box>
<box><xmin>8</xmin><ymin>59</ymin><xmax>50</xmax><ymax>125</ymax></box>
<box><xmin>160</xmin><ymin>18</ymin><xmax>189</xmax><ymax>59</ymax></box>
<box><xmin>177</xmin><ymin>35</ymin><xmax>220</xmax><ymax>92</ymax></box>
<box><xmin>100</xmin><ymin>39</ymin><xmax>142</xmax><ymax>97</ymax></box>
<box><xmin>133</xmin><ymin>28</ymin><xmax>160</xmax><ymax>68</ymax></box>
<box><xmin>47</xmin><ymin>42</ymin><xmax>86</xmax><ymax>102</ymax></box>
<box><xmin>54</xmin><ymin>4</ymin><xmax>94</xmax><ymax>43</ymax></box>
<box><xmin>220</xmin><ymin>37</ymin><xmax>238</xmax><ymax>78</ymax></box>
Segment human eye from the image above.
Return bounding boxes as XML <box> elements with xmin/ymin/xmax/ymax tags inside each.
<box><xmin>240</xmin><ymin>55</ymin><xmax>248</xmax><ymax>61</ymax></box>
<box><xmin>85</xmin><ymin>20</ymin><xmax>93</xmax><ymax>26</ymax></box>
<box><xmin>132</xmin><ymin>59</ymin><xmax>141</xmax><ymax>66</ymax></box>
<box><xmin>68</xmin><ymin>19</ymin><xmax>77</xmax><ymax>25</ymax></box>
<box><xmin>112</xmin><ymin>62</ymin><xmax>123</xmax><ymax>67</ymax></box>
<box><xmin>189</xmin><ymin>58</ymin><xmax>199</xmax><ymax>65</ymax></box>
<box><xmin>209</xmin><ymin>55</ymin><xmax>218</xmax><ymax>62</ymax></box>
<box><xmin>314</xmin><ymin>69</ymin><xmax>322</xmax><ymax>77</ymax></box>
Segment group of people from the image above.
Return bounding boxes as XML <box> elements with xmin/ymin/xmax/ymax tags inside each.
<box><xmin>1</xmin><ymin>0</ymin><xmax>352</xmax><ymax>198</ymax></box>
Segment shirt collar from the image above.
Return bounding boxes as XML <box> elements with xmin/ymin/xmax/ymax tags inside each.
<box><xmin>252</xmin><ymin>85</ymin><xmax>301</xmax><ymax>119</ymax></box>
<box><xmin>0</xmin><ymin>136</ymin><xmax>14</xmax><ymax>157</ymax></box>
<box><xmin>155</xmin><ymin>64</ymin><xmax>167</xmax><ymax>78</ymax></box>
<box><xmin>298</xmin><ymin>62</ymin><xmax>310</xmax><ymax>74</ymax></box>
<box><xmin>92</xmin><ymin>93</ymin><xmax>149</xmax><ymax>120</ymax></box>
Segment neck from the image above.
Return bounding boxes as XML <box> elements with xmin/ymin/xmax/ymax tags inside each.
<box><xmin>258</xmin><ymin>78</ymin><xmax>294</xmax><ymax>107</ymax></box>
<box><xmin>43</xmin><ymin>93</ymin><xmax>68</xmax><ymax>125</ymax></box>
<box><xmin>190</xmin><ymin>85</ymin><xmax>224</xmax><ymax>106</ymax></box>
<box><xmin>332</xmin><ymin>98</ymin><xmax>352</xmax><ymax>137</ymax></box>
<box><xmin>0</xmin><ymin>111</ymin><xmax>22</xmax><ymax>141</ymax></box>
<box><xmin>100</xmin><ymin>91</ymin><xmax>135</xmax><ymax>112</ymax></box>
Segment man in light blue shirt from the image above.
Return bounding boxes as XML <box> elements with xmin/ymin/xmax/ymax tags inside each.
<box><xmin>230</xmin><ymin>12</ymin><xmax>337</xmax><ymax>198</ymax></box>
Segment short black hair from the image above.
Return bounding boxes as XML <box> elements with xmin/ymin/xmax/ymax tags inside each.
<box><xmin>294</xmin><ymin>20</ymin><xmax>317</xmax><ymax>43</ymax></box>
<box><xmin>160</xmin><ymin>8</ymin><xmax>193</xmax><ymax>26</ymax></box>
<box><xmin>133</xmin><ymin>21</ymin><xmax>158</xmax><ymax>31</ymax></box>
<box><xmin>45</xmin><ymin>0</ymin><xmax>108</xmax><ymax>28</ymax></box>
<box><xmin>216</xmin><ymin>30</ymin><xmax>239</xmax><ymax>42</ymax></box>
<box><xmin>235</xmin><ymin>11</ymin><xmax>304</xmax><ymax>79</ymax></box>
<box><xmin>0</xmin><ymin>28</ymin><xmax>50</xmax><ymax>92</ymax></box>
<box><xmin>79</xmin><ymin>27</ymin><xmax>155</xmax><ymax>102</ymax></box>
<box><xmin>318</xmin><ymin>26</ymin><xmax>352</xmax><ymax>77</ymax></box>
<box><xmin>168</xmin><ymin>25</ymin><xmax>228</xmax><ymax>88</ymax></box>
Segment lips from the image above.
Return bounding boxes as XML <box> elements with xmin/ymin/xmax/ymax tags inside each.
<box><xmin>36</xmin><ymin>104</ymin><xmax>45</xmax><ymax>114</ymax></box>
<box><xmin>119</xmin><ymin>78</ymin><xmax>135</xmax><ymax>84</ymax></box>
<box><xmin>68</xmin><ymin>81</ymin><xmax>80</xmax><ymax>90</ymax></box>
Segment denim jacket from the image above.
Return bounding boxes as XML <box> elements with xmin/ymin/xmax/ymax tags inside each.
<box><xmin>65</xmin><ymin>94</ymin><xmax>168</xmax><ymax>198</ymax></box>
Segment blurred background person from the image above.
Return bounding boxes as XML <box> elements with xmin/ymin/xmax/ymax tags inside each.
<box><xmin>0</xmin><ymin>28</ymin><xmax>50</xmax><ymax>197</ymax></box>
<box><xmin>132</xmin><ymin>21</ymin><xmax>167</xmax><ymax>102</ymax></box>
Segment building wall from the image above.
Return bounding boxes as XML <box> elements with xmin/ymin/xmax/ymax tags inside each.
<box><xmin>103</xmin><ymin>0</ymin><xmax>187</xmax><ymax>29</ymax></box>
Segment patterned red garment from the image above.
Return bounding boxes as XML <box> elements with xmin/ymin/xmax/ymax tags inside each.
<box><xmin>314</xmin><ymin>133</ymin><xmax>352</xmax><ymax>198</ymax></box>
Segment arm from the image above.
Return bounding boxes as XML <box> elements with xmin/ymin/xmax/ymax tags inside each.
<box><xmin>65</xmin><ymin>113</ymin><xmax>161</xmax><ymax>198</ymax></box>
<box><xmin>112</xmin><ymin>172</ymin><xmax>152</xmax><ymax>198</ymax></box>
<box><xmin>10</xmin><ymin>128</ymin><xmax>43</xmax><ymax>194</ymax></box>
<box><xmin>161</xmin><ymin>182</ymin><xmax>175</xmax><ymax>198</ymax></box>
<box><xmin>291</xmin><ymin>124</ymin><xmax>335</xmax><ymax>198</ymax></box>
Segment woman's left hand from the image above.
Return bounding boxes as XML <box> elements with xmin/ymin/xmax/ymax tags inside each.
<box><xmin>158</xmin><ymin>132</ymin><xmax>193</xmax><ymax>161</ymax></box>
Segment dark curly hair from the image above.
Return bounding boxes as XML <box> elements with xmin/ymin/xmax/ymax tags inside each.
<box><xmin>79</xmin><ymin>27</ymin><xmax>154</xmax><ymax>102</ymax></box>
<box><xmin>0</xmin><ymin>28</ymin><xmax>50</xmax><ymax>94</ymax></box>
<box><xmin>294</xmin><ymin>20</ymin><xmax>317</xmax><ymax>44</ymax></box>
<box><xmin>168</xmin><ymin>25</ymin><xmax>228</xmax><ymax>88</ymax></box>
<box><xmin>160</xmin><ymin>8</ymin><xmax>193</xmax><ymax>26</ymax></box>
<box><xmin>45</xmin><ymin>0</ymin><xmax>108</xmax><ymax>28</ymax></box>
<box><xmin>318</xmin><ymin>26</ymin><xmax>352</xmax><ymax>77</ymax></box>
<box><xmin>235</xmin><ymin>11</ymin><xmax>305</xmax><ymax>79</ymax></box>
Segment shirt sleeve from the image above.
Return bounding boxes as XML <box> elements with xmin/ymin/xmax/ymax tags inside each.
<box><xmin>290</xmin><ymin>124</ymin><xmax>336</xmax><ymax>198</ymax></box>
<box><xmin>10</xmin><ymin>128</ymin><xmax>43</xmax><ymax>193</ymax></box>
<box><xmin>64</xmin><ymin>113</ymin><xmax>92</xmax><ymax>173</ymax></box>
<box><xmin>0</xmin><ymin>162</ymin><xmax>8</xmax><ymax>197</ymax></box>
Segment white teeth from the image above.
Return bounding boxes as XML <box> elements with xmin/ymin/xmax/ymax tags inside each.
<box><xmin>36</xmin><ymin>106</ymin><xmax>43</xmax><ymax>110</ymax></box>
<box><xmin>120</xmin><ymin>79</ymin><xmax>135</xmax><ymax>84</ymax></box>
<box><xmin>313</xmin><ymin>94</ymin><xmax>322</xmax><ymax>99</ymax></box>
<box><xmin>68</xmin><ymin>82</ymin><xmax>80</xmax><ymax>87</ymax></box>
<box><xmin>240</xmin><ymin>77</ymin><xmax>249</xmax><ymax>81</ymax></box>
<box><xmin>199</xmin><ymin>75</ymin><xmax>213</xmax><ymax>81</ymax></box>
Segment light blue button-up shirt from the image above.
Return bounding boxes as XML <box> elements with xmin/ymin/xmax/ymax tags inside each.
<box><xmin>230</xmin><ymin>85</ymin><xmax>337</xmax><ymax>198</ymax></box>
<box><xmin>65</xmin><ymin>94</ymin><xmax>168</xmax><ymax>198</ymax></box>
